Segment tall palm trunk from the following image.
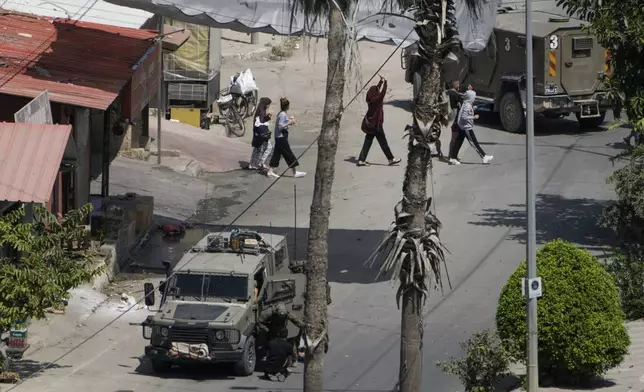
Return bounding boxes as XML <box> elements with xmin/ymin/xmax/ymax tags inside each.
<box><xmin>399</xmin><ymin>59</ymin><xmax>443</xmax><ymax>392</ymax></box>
<box><xmin>303</xmin><ymin>5</ymin><xmax>348</xmax><ymax>391</ymax></box>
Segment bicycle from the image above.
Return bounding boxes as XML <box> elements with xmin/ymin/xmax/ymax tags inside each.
<box><xmin>216</xmin><ymin>93</ymin><xmax>246</xmax><ymax>137</ymax></box>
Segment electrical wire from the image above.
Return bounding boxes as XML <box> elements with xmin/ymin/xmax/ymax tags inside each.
<box><xmin>5</xmin><ymin>26</ymin><xmax>415</xmax><ymax>391</ymax></box>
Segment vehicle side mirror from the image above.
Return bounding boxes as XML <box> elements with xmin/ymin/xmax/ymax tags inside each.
<box><xmin>144</xmin><ymin>283</ymin><xmax>155</xmax><ymax>306</ymax></box>
<box><xmin>159</xmin><ymin>280</ymin><xmax>166</xmax><ymax>294</ymax></box>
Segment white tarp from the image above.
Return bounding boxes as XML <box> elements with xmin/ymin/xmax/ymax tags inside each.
<box><xmin>104</xmin><ymin>0</ymin><xmax>533</xmax><ymax>51</ymax></box>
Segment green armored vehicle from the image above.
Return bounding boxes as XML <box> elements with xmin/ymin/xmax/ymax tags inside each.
<box><xmin>140</xmin><ymin>229</ymin><xmax>312</xmax><ymax>376</ymax></box>
<box><xmin>402</xmin><ymin>6</ymin><xmax>613</xmax><ymax>133</ymax></box>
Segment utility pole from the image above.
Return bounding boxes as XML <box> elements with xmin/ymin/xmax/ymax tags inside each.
<box><xmin>525</xmin><ymin>0</ymin><xmax>539</xmax><ymax>389</ymax></box>
<box><xmin>156</xmin><ymin>15</ymin><xmax>164</xmax><ymax>165</ymax></box>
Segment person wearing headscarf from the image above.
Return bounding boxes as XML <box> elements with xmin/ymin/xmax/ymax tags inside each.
<box><xmin>450</xmin><ymin>89</ymin><xmax>493</xmax><ymax>164</ymax></box>
<box><xmin>357</xmin><ymin>75</ymin><xmax>401</xmax><ymax>167</ymax></box>
<box><xmin>249</xmin><ymin>97</ymin><xmax>273</xmax><ymax>170</ymax></box>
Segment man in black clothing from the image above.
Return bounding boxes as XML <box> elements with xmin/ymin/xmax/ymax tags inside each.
<box><xmin>264</xmin><ymin>328</ymin><xmax>293</xmax><ymax>380</ymax></box>
<box><xmin>258</xmin><ymin>302</ymin><xmax>303</xmax><ymax>366</ymax></box>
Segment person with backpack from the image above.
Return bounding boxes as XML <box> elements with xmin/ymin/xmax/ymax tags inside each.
<box><xmin>249</xmin><ymin>97</ymin><xmax>273</xmax><ymax>170</ymax></box>
<box><xmin>357</xmin><ymin>75</ymin><xmax>401</xmax><ymax>167</ymax></box>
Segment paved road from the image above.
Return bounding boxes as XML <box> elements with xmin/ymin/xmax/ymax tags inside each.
<box><xmin>12</xmin><ymin>41</ymin><xmax>631</xmax><ymax>392</ymax></box>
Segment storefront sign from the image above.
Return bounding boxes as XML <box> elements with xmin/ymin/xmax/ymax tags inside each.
<box><xmin>129</xmin><ymin>45</ymin><xmax>159</xmax><ymax>119</ymax></box>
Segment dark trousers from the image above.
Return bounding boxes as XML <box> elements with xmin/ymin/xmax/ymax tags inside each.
<box><xmin>613</xmin><ymin>98</ymin><xmax>622</xmax><ymax>120</ymax></box>
<box><xmin>359</xmin><ymin>130</ymin><xmax>394</xmax><ymax>162</ymax></box>
<box><xmin>450</xmin><ymin>127</ymin><xmax>486</xmax><ymax>159</ymax></box>
<box><xmin>269</xmin><ymin>133</ymin><xmax>299</xmax><ymax>169</ymax></box>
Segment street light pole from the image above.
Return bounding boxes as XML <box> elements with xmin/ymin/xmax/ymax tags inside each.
<box><xmin>157</xmin><ymin>15</ymin><xmax>164</xmax><ymax>165</ymax></box>
<box><xmin>525</xmin><ymin>0</ymin><xmax>539</xmax><ymax>390</ymax></box>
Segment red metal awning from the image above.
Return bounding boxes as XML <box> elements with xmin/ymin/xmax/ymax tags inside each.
<box><xmin>0</xmin><ymin>11</ymin><xmax>160</xmax><ymax>110</ymax></box>
<box><xmin>0</xmin><ymin>122</ymin><xmax>72</xmax><ymax>204</ymax></box>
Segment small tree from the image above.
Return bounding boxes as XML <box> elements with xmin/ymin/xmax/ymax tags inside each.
<box><xmin>437</xmin><ymin>330</ymin><xmax>512</xmax><ymax>392</ymax></box>
<box><xmin>0</xmin><ymin>204</ymin><xmax>102</xmax><ymax>333</ymax></box>
<box><xmin>496</xmin><ymin>240</ymin><xmax>630</xmax><ymax>386</ymax></box>
<box><xmin>605</xmin><ymin>248</ymin><xmax>644</xmax><ymax>321</ymax></box>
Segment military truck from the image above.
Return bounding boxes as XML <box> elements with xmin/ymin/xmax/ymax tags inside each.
<box><xmin>401</xmin><ymin>7</ymin><xmax>613</xmax><ymax>133</ymax></box>
<box><xmin>140</xmin><ymin>229</ymin><xmax>314</xmax><ymax>376</ymax></box>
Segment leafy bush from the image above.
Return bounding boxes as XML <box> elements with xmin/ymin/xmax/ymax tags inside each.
<box><xmin>605</xmin><ymin>249</ymin><xmax>644</xmax><ymax>320</ymax></box>
<box><xmin>496</xmin><ymin>240</ymin><xmax>630</xmax><ymax>385</ymax></box>
<box><xmin>437</xmin><ymin>330</ymin><xmax>512</xmax><ymax>392</ymax></box>
<box><xmin>0</xmin><ymin>204</ymin><xmax>102</xmax><ymax>333</ymax></box>
<box><xmin>601</xmin><ymin>155</ymin><xmax>644</xmax><ymax>245</ymax></box>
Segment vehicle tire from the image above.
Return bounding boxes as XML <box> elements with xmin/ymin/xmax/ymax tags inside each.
<box><xmin>412</xmin><ymin>72</ymin><xmax>421</xmax><ymax>102</ymax></box>
<box><xmin>234</xmin><ymin>335</ymin><xmax>256</xmax><ymax>376</ymax></box>
<box><xmin>224</xmin><ymin>109</ymin><xmax>246</xmax><ymax>137</ymax></box>
<box><xmin>150</xmin><ymin>359</ymin><xmax>171</xmax><ymax>373</ymax></box>
<box><xmin>499</xmin><ymin>91</ymin><xmax>526</xmax><ymax>133</ymax></box>
<box><xmin>245</xmin><ymin>91</ymin><xmax>258</xmax><ymax>118</ymax></box>
<box><xmin>235</xmin><ymin>96</ymin><xmax>248</xmax><ymax>119</ymax></box>
<box><xmin>576</xmin><ymin>111</ymin><xmax>606</xmax><ymax>129</ymax></box>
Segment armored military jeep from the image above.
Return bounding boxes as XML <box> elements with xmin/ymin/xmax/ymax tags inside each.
<box><xmin>140</xmin><ymin>229</ymin><xmax>309</xmax><ymax>376</ymax></box>
<box><xmin>402</xmin><ymin>6</ymin><xmax>613</xmax><ymax>133</ymax></box>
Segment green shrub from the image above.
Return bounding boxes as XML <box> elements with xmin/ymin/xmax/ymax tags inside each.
<box><xmin>496</xmin><ymin>240</ymin><xmax>630</xmax><ymax>385</ymax></box>
<box><xmin>605</xmin><ymin>249</ymin><xmax>644</xmax><ymax>320</ymax></box>
<box><xmin>437</xmin><ymin>330</ymin><xmax>512</xmax><ymax>392</ymax></box>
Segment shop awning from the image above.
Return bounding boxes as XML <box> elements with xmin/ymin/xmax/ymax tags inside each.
<box><xmin>0</xmin><ymin>122</ymin><xmax>72</xmax><ymax>204</ymax></box>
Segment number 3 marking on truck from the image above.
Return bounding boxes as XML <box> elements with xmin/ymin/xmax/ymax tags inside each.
<box><xmin>549</xmin><ymin>35</ymin><xmax>559</xmax><ymax>49</ymax></box>
<box><xmin>504</xmin><ymin>37</ymin><xmax>511</xmax><ymax>52</ymax></box>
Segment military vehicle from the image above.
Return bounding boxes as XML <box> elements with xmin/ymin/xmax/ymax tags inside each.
<box><xmin>140</xmin><ymin>229</ymin><xmax>314</xmax><ymax>376</ymax></box>
<box><xmin>401</xmin><ymin>7</ymin><xmax>613</xmax><ymax>133</ymax></box>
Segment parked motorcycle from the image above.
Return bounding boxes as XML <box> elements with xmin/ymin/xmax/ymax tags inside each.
<box><xmin>216</xmin><ymin>93</ymin><xmax>245</xmax><ymax>137</ymax></box>
<box><xmin>227</xmin><ymin>69</ymin><xmax>258</xmax><ymax>119</ymax></box>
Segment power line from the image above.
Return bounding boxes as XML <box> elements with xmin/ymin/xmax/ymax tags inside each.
<box><xmin>5</xmin><ymin>26</ymin><xmax>414</xmax><ymax>391</ymax></box>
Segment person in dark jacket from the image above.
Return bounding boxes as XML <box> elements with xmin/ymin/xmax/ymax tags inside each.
<box><xmin>263</xmin><ymin>328</ymin><xmax>293</xmax><ymax>380</ymax></box>
<box><xmin>357</xmin><ymin>75</ymin><xmax>401</xmax><ymax>167</ymax></box>
<box><xmin>249</xmin><ymin>97</ymin><xmax>273</xmax><ymax>170</ymax></box>
<box><xmin>258</xmin><ymin>302</ymin><xmax>304</xmax><ymax>366</ymax></box>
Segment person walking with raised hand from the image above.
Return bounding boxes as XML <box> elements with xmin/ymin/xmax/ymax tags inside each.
<box><xmin>357</xmin><ymin>75</ymin><xmax>401</xmax><ymax>167</ymax></box>
<box><xmin>267</xmin><ymin>98</ymin><xmax>306</xmax><ymax>178</ymax></box>
<box><xmin>249</xmin><ymin>97</ymin><xmax>273</xmax><ymax>171</ymax></box>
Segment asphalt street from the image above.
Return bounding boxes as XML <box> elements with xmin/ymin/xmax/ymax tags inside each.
<box><xmin>11</xmin><ymin>41</ymin><xmax>632</xmax><ymax>392</ymax></box>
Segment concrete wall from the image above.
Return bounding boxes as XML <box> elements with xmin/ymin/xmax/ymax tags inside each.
<box><xmin>209</xmin><ymin>28</ymin><xmax>222</xmax><ymax>72</ymax></box>
<box><xmin>74</xmin><ymin>107</ymin><xmax>91</xmax><ymax>209</ymax></box>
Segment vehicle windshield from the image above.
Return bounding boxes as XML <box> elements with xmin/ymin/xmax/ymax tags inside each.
<box><xmin>170</xmin><ymin>273</ymin><xmax>249</xmax><ymax>301</ymax></box>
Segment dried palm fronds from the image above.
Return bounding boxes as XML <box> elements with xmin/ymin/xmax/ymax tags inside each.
<box><xmin>365</xmin><ymin>197</ymin><xmax>450</xmax><ymax>308</ymax></box>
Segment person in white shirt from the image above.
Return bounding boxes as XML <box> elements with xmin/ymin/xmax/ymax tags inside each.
<box><xmin>267</xmin><ymin>98</ymin><xmax>306</xmax><ymax>178</ymax></box>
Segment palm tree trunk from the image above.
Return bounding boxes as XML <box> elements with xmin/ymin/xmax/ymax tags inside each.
<box><xmin>303</xmin><ymin>5</ymin><xmax>347</xmax><ymax>392</ymax></box>
<box><xmin>399</xmin><ymin>54</ymin><xmax>443</xmax><ymax>392</ymax></box>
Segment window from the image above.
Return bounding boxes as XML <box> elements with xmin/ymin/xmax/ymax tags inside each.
<box><xmin>172</xmin><ymin>273</ymin><xmax>249</xmax><ymax>301</ymax></box>
<box><xmin>274</xmin><ymin>246</ymin><xmax>286</xmax><ymax>270</ymax></box>
<box><xmin>267</xmin><ymin>279</ymin><xmax>295</xmax><ymax>302</ymax></box>
<box><xmin>572</xmin><ymin>37</ymin><xmax>593</xmax><ymax>58</ymax></box>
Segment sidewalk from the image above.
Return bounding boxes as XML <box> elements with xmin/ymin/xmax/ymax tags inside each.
<box><xmin>148</xmin><ymin>116</ymin><xmax>250</xmax><ymax>174</ymax></box>
<box><xmin>509</xmin><ymin>319</ymin><xmax>644</xmax><ymax>392</ymax></box>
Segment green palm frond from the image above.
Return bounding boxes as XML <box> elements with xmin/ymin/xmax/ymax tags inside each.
<box><xmin>365</xmin><ymin>197</ymin><xmax>449</xmax><ymax>308</ymax></box>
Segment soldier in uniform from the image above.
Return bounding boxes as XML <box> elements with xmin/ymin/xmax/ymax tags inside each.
<box><xmin>258</xmin><ymin>302</ymin><xmax>304</xmax><ymax>367</ymax></box>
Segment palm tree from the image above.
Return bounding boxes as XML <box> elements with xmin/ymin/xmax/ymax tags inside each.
<box><xmin>366</xmin><ymin>1</ymin><xmax>484</xmax><ymax>391</ymax></box>
<box><xmin>289</xmin><ymin>1</ymin><xmax>353</xmax><ymax>390</ymax></box>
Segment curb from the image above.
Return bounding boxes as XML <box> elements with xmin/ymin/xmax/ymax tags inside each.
<box><xmin>221</xmin><ymin>47</ymin><xmax>270</xmax><ymax>61</ymax></box>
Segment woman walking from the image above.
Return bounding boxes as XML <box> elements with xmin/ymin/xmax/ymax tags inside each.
<box><xmin>357</xmin><ymin>75</ymin><xmax>401</xmax><ymax>167</ymax></box>
<box><xmin>267</xmin><ymin>98</ymin><xmax>306</xmax><ymax>178</ymax></box>
<box><xmin>249</xmin><ymin>97</ymin><xmax>273</xmax><ymax>170</ymax></box>
<box><xmin>450</xmin><ymin>89</ymin><xmax>493</xmax><ymax>164</ymax></box>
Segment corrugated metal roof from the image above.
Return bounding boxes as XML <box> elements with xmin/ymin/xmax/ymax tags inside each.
<box><xmin>0</xmin><ymin>11</ymin><xmax>159</xmax><ymax>110</ymax></box>
<box><xmin>0</xmin><ymin>122</ymin><xmax>72</xmax><ymax>203</ymax></box>
<box><xmin>2</xmin><ymin>0</ymin><xmax>152</xmax><ymax>29</ymax></box>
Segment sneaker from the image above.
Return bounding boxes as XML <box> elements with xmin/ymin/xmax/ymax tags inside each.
<box><xmin>294</xmin><ymin>171</ymin><xmax>306</xmax><ymax>178</ymax></box>
<box><xmin>449</xmin><ymin>158</ymin><xmax>461</xmax><ymax>165</ymax></box>
<box><xmin>248</xmin><ymin>165</ymin><xmax>258</xmax><ymax>170</ymax></box>
<box><xmin>482</xmin><ymin>155</ymin><xmax>494</xmax><ymax>164</ymax></box>
<box><xmin>267</xmin><ymin>171</ymin><xmax>280</xmax><ymax>178</ymax></box>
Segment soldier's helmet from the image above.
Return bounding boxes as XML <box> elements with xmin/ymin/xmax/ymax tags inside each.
<box><xmin>275</xmin><ymin>303</ymin><xmax>287</xmax><ymax>317</ymax></box>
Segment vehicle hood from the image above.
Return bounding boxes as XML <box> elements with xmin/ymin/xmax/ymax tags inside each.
<box><xmin>158</xmin><ymin>300</ymin><xmax>247</xmax><ymax>323</ymax></box>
